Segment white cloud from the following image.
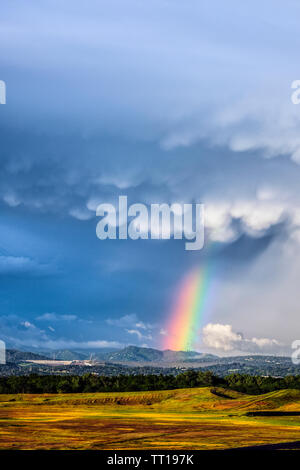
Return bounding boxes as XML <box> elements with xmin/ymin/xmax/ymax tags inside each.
<box><xmin>36</xmin><ymin>313</ymin><xmax>77</xmax><ymax>322</ymax></box>
<box><xmin>69</xmin><ymin>207</ymin><xmax>93</xmax><ymax>221</ymax></box>
<box><xmin>203</xmin><ymin>199</ymin><xmax>289</xmax><ymax>243</ymax></box>
<box><xmin>135</xmin><ymin>321</ymin><xmax>148</xmax><ymax>330</ymax></box>
<box><xmin>21</xmin><ymin>321</ymin><xmax>35</xmax><ymax>329</ymax></box>
<box><xmin>106</xmin><ymin>315</ymin><xmax>157</xmax><ymax>344</ymax></box>
<box><xmin>159</xmin><ymin>328</ymin><xmax>167</xmax><ymax>336</ymax></box>
<box><xmin>0</xmin><ymin>255</ymin><xmax>51</xmax><ymax>276</ymax></box>
<box><xmin>126</xmin><ymin>329</ymin><xmax>152</xmax><ymax>341</ymax></box>
<box><xmin>238</xmin><ymin>203</ymin><xmax>284</xmax><ymax>233</ymax></box>
<box><xmin>256</xmin><ymin>186</ymin><xmax>280</xmax><ymax>202</ymax></box>
<box><xmin>202</xmin><ymin>323</ymin><xmax>283</xmax><ymax>354</ymax></box>
<box><xmin>209</xmin><ymin>225</ymin><xmax>238</xmax><ymax>243</ymax></box>
<box><xmin>203</xmin><ymin>323</ymin><xmax>243</xmax><ymax>351</ymax></box>
<box><xmin>162</xmin><ymin>88</ymin><xmax>300</xmax><ymax>169</ymax></box>
<box><xmin>106</xmin><ymin>314</ymin><xmax>139</xmax><ymax>328</ymax></box>
<box><xmin>205</xmin><ymin>203</ymin><xmax>231</xmax><ymax>230</ymax></box>
<box><xmin>0</xmin><ymin>314</ymin><xmax>122</xmax><ymax>351</ymax></box>
<box><xmin>3</xmin><ymin>193</ymin><xmax>21</xmax><ymax>207</ymax></box>
<box><xmin>106</xmin><ymin>314</ymin><xmax>155</xmax><ymax>331</ymax></box>
<box><xmin>39</xmin><ymin>339</ymin><xmax>123</xmax><ymax>349</ymax></box>
<box><xmin>216</xmin><ymin>94</ymin><xmax>300</xmax><ymax>165</ymax></box>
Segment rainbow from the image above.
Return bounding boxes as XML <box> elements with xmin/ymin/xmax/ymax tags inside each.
<box><xmin>162</xmin><ymin>266</ymin><xmax>212</xmax><ymax>351</ymax></box>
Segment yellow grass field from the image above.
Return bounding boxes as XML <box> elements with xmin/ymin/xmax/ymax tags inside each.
<box><xmin>1</xmin><ymin>387</ymin><xmax>300</xmax><ymax>450</ymax></box>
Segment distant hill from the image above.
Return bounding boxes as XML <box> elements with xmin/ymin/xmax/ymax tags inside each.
<box><xmin>104</xmin><ymin>345</ymin><xmax>218</xmax><ymax>363</ymax></box>
<box><xmin>6</xmin><ymin>349</ymin><xmax>50</xmax><ymax>363</ymax></box>
<box><xmin>105</xmin><ymin>346</ymin><xmax>163</xmax><ymax>362</ymax></box>
<box><xmin>34</xmin><ymin>348</ymin><xmax>120</xmax><ymax>361</ymax></box>
<box><xmin>46</xmin><ymin>350</ymin><xmax>89</xmax><ymax>361</ymax></box>
<box><xmin>5</xmin><ymin>345</ymin><xmax>218</xmax><ymax>364</ymax></box>
<box><xmin>43</xmin><ymin>348</ymin><xmax>120</xmax><ymax>361</ymax></box>
<box><xmin>162</xmin><ymin>349</ymin><xmax>217</xmax><ymax>362</ymax></box>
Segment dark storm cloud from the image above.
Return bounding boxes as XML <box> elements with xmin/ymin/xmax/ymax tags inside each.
<box><xmin>0</xmin><ymin>1</ymin><xmax>300</xmax><ymax>351</ymax></box>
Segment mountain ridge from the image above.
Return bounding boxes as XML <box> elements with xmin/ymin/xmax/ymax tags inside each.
<box><xmin>6</xmin><ymin>349</ymin><xmax>50</xmax><ymax>363</ymax></box>
<box><xmin>7</xmin><ymin>345</ymin><xmax>218</xmax><ymax>363</ymax></box>
<box><xmin>104</xmin><ymin>345</ymin><xmax>218</xmax><ymax>363</ymax></box>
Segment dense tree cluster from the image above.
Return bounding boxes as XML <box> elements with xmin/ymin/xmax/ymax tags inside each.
<box><xmin>225</xmin><ymin>373</ymin><xmax>300</xmax><ymax>394</ymax></box>
<box><xmin>0</xmin><ymin>370</ymin><xmax>216</xmax><ymax>394</ymax></box>
<box><xmin>1</xmin><ymin>371</ymin><xmax>300</xmax><ymax>395</ymax></box>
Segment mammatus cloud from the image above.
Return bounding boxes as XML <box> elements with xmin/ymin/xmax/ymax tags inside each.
<box><xmin>202</xmin><ymin>323</ymin><xmax>284</xmax><ymax>354</ymax></box>
<box><xmin>2</xmin><ymin>0</ymin><xmax>300</xmax><ymax>229</ymax></box>
<box><xmin>1</xmin><ymin>0</ymin><xmax>300</xmax><ymax>350</ymax></box>
<box><xmin>214</xmin><ymin>96</ymin><xmax>300</xmax><ymax>165</ymax></box>
<box><xmin>204</xmin><ymin>200</ymin><xmax>285</xmax><ymax>243</ymax></box>
<box><xmin>161</xmin><ymin>93</ymin><xmax>300</xmax><ymax>167</ymax></box>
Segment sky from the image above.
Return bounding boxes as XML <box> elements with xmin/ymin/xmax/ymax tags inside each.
<box><xmin>1</xmin><ymin>0</ymin><xmax>300</xmax><ymax>355</ymax></box>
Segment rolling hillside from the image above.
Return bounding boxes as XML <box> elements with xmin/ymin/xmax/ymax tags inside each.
<box><xmin>1</xmin><ymin>387</ymin><xmax>300</xmax><ymax>449</ymax></box>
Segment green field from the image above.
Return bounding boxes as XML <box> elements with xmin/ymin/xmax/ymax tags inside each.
<box><xmin>1</xmin><ymin>387</ymin><xmax>300</xmax><ymax>449</ymax></box>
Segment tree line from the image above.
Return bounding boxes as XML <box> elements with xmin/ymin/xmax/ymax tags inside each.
<box><xmin>1</xmin><ymin>371</ymin><xmax>300</xmax><ymax>394</ymax></box>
